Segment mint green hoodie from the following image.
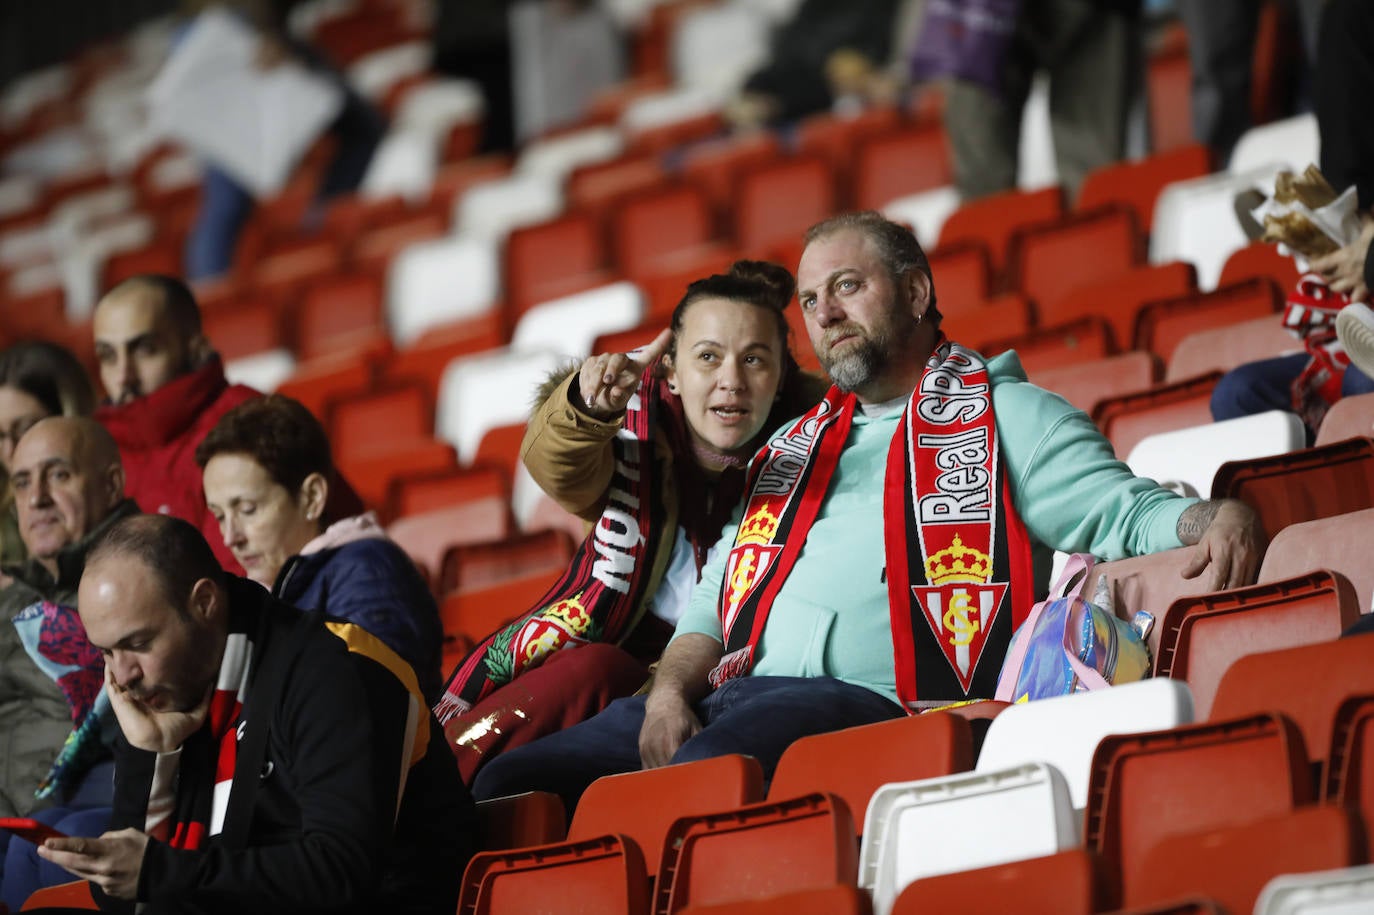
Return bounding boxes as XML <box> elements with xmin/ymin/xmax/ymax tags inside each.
<box><xmin>674</xmin><ymin>351</ymin><xmax>1197</xmax><ymax>705</ymax></box>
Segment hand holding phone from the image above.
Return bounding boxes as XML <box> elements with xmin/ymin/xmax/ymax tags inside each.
<box><xmin>0</xmin><ymin>817</ymin><xmax>68</xmax><ymax>845</ymax></box>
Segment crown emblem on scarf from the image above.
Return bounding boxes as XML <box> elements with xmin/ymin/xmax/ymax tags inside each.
<box><xmin>542</xmin><ymin>594</ymin><xmax>591</xmax><ymax>632</ymax></box>
<box><xmin>738</xmin><ymin>505</ymin><xmax>780</xmax><ymax>545</ymax></box>
<box><xmin>925</xmin><ymin>535</ymin><xmax>992</xmax><ymax>585</ymax></box>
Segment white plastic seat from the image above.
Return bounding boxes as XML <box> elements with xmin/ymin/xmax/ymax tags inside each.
<box><xmin>454</xmin><ymin>172</ymin><xmax>563</xmax><ymax>242</ymax></box>
<box><xmin>882</xmin><ymin>186</ymin><xmax>960</xmax><ymax>250</ymax></box>
<box><xmin>224</xmin><ymin>348</ymin><xmax>296</xmax><ymax>392</ymax></box>
<box><xmin>386</xmin><ymin>234</ymin><xmax>500</xmax><ymax>346</ymax></box>
<box><xmin>1229</xmin><ymin>113</ymin><xmax>1320</xmax><ymax>177</ymax></box>
<box><xmin>671</xmin><ymin>2</ymin><xmax>770</xmax><ymax>99</ymax></box>
<box><xmin>619</xmin><ymin>87</ymin><xmax>721</xmax><ymax>135</ymax></box>
<box><xmin>512</xmin><ymin>462</ymin><xmax>590</xmax><ymax>542</ymax></box>
<box><xmin>860</xmin><ymin>762</ymin><xmax>1078</xmax><ymax>915</ymax></box>
<box><xmin>1151</xmin><ymin>163</ymin><xmax>1285</xmax><ymax>291</ymax></box>
<box><xmin>516</xmin><ymin>126</ymin><xmax>624</xmax><ymax>183</ymax></box>
<box><xmin>347</xmin><ymin>40</ymin><xmax>432</xmax><ymax>101</ymax></box>
<box><xmin>1256</xmin><ymin>862</ymin><xmax>1374</xmax><ymax>914</ymax></box>
<box><xmin>1125</xmin><ymin>410</ymin><xmax>1307</xmax><ymax>499</ymax></box>
<box><xmin>393</xmin><ymin>78</ymin><xmax>485</xmax><ymax>141</ymax></box>
<box><xmin>437</xmin><ymin>347</ymin><xmax>565</xmax><ymax>465</ymax></box>
<box><xmin>1017</xmin><ymin>73</ymin><xmax>1058</xmax><ymax>191</ymax></box>
<box><xmin>510</xmin><ymin>282</ymin><xmax>644</xmax><ymax>360</ymax></box>
<box><xmin>61</xmin><ymin>213</ymin><xmax>157</xmax><ymax>319</ymax></box>
<box><xmin>974</xmin><ymin>679</ymin><xmax>1195</xmax><ymax>813</ymax></box>
<box><xmin>0</xmin><ymin>175</ymin><xmax>41</xmax><ymax>219</ymax></box>
<box><xmin>359</xmin><ymin>127</ymin><xmax>440</xmax><ymax>202</ymax></box>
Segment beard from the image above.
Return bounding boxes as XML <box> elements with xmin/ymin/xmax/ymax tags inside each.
<box><xmin>819</xmin><ymin>317</ymin><xmax>913</xmax><ymax>392</ymax></box>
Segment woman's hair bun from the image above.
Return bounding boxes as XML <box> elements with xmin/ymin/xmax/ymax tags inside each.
<box><xmin>727</xmin><ymin>260</ymin><xmax>795</xmax><ymax>311</ymax></box>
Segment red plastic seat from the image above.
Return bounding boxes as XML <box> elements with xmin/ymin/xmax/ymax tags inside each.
<box><xmin>1038</xmin><ymin>261</ymin><xmax>1197</xmax><ymax>353</ymax></box>
<box><xmin>458</xmin><ymin>834</ymin><xmax>650</xmax><ymax>915</ymax></box>
<box><xmin>276</xmin><ymin>352</ymin><xmax>376</xmax><ymax>421</ymax></box>
<box><xmin>733</xmin><ymin>156</ymin><xmax>836</xmax><ymax>255</ymax></box>
<box><xmin>101</xmin><ymin>239</ymin><xmax>182</xmax><ymax>289</ymax></box>
<box><xmin>1219</xmin><ymin>240</ymin><xmax>1301</xmax><ymax>292</ymax></box>
<box><xmin>335</xmin><ymin>438</ymin><xmax>458</xmax><ymax>517</ymax></box>
<box><xmin>476</xmin><ymin>790</ymin><xmax>568</xmax><ymax>851</ymax></box>
<box><xmin>795</xmin><ymin>106</ymin><xmax>903</xmax><ymax>180</ymax></box>
<box><xmin>1133</xmin><ymin>277</ymin><xmax>1284</xmax><ymax>365</ymax></box>
<box><xmin>1146</xmin><ymin>40</ymin><xmax>1193</xmax><ymax>154</ymax></box>
<box><xmin>1316</xmin><ymin>392</ymin><xmax>1374</xmax><ymax>446</ymax></box>
<box><xmin>295</xmin><ymin>272</ymin><xmax>387</xmax><ymax>362</ymax></box>
<box><xmin>382</xmin><ymin>313</ymin><xmax>507</xmax><ymax>393</ymax></box>
<box><xmin>1209</xmin><ymin>436</ymin><xmax>1374</xmax><ymax>541</ymax></box>
<box><xmin>1259</xmin><ymin>507</ymin><xmax>1374</xmax><ymax>615</ymax></box>
<box><xmin>1211</xmin><ymin>632</ymin><xmax>1374</xmax><ymax>776</ymax></box>
<box><xmin>326</xmin><ymin>381</ymin><xmax>434</xmax><ymax>461</ymax></box>
<box><xmin>1154</xmin><ymin>569</ymin><xmax>1361</xmax><ymax>719</ymax></box>
<box><xmin>1091</xmin><ymin>372</ymin><xmax>1221</xmax><ymax>460</ymax></box>
<box><xmin>250</xmin><ymin>235</ymin><xmax>345</xmax><ymax>305</ymax></box>
<box><xmin>1005</xmin><ymin>205</ymin><xmax>1144</xmax><ymax>311</ymax></box>
<box><xmin>927</xmin><ymin>241</ymin><xmax>993</xmax><ymax>312</ymax></box>
<box><xmin>681</xmin><ymin>132</ymin><xmax>783</xmax><ymax>214</ymax></box>
<box><xmin>942</xmin><ymin>293</ymin><xmax>1036</xmax><ymax>355</ymax></box>
<box><xmin>767</xmin><ymin>712</ymin><xmax>973</xmax><ymax>838</ymax></box>
<box><xmin>679</xmin><ymin>884</ymin><xmax>873</xmax><ymax>915</ymax></box>
<box><xmin>1031</xmin><ymin>351</ymin><xmax>1160</xmax><ymax>416</ymax></box>
<box><xmin>852</xmin><ymin>123</ymin><xmax>951</xmax><ymax>211</ymax></box>
<box><xmin>1093</xmin><ymin>547</ymin><xmax>1213</xmax><ymax>662</ymax></box>
<box><xmin>505</xmin><ymin>212</ymin><xmax>606</xmax><ymax>320</ymax></box>
<box><xmin>977</xmin><ymin>315</ymin><xmax>1113</xmax><ymax>376</ymax></box>
<box><xmin>440</xmin><ymin>528</ymin><xmax>576</xmax><ymax>595</ymax></box>
<box><xmin>1164</xmin><ymin>313</ymin><xmax>1297</xmax><ymax>383</ymax></box>
<box><xmin>611</xmin><ymin>184</ymin><xmax>717</xmax><ymax>279</ymax></box>
<box><xmin>567</xmin><ymin>154</ymin><xmax>670</xmax><ymax>224</ymax></box>
<box><xmin>1084</xmin><ymin>714</ymin><xmax>1313</xmax><ymax>907</ymax></box>
<box><xmin>893</xmin><ymin>849</ymin><xmax>1105</xmax><ymax>915</ymax></box>
<box><xmin>351</xmin><ymin>209</ymin><xmax>448</xmax><ymax>278</ymax></box>
<box><xmin>438</xmin><ymin>564</ymin><xmax>557</xmax><ymax>637</ymax></box>
<box><xmin>1077</xmin><ymin>145</ymin><xmax>1212</xmax><ymax>232</ymax></box>
<box><xmin>201</xmin><ymin>296</ymin><xmax>285</xmax><ymax>360</ymax></box>
<box><xmin>939</xmin><ymin>186</ymin><xmax>1063</xmax><ymax>274</ymax></box>
<box><xmin>653</xmin><ymin>793</ymin><xmax>858</xmax><ymax>915</ymax></box>
<box><xmin>1325</xmin><ymin>691</ymin><xmax>1374</xmax><ymax>828</ymax></box>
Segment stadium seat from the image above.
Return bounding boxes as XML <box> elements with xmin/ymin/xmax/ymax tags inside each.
<box><xmin>1155</xmin><ymin>570</ymin><xmax>1361</xmax><ymax>719</ymax></box>
<box><xmin>944</xmin><ymin>293</ymin><xmax>1034</xmax><ymax>353</ymax></box>
<box><xmin>1211</xmin><ymin>633</ymin><xmax>1374</xmax><ymax>779</ymax></box>
<box><xmin>654</xmin><ymin>792</ymin><xmax>858</xmax><ymax>915</ymax></box>
<box><xmin>633</xmin><ymin>244</ymin><xmax>740</xmax><ymax>322</ymax></box>
<box><xmin>385</xmin><ymin>234</ymin><xmax>500</xmax><ymax>346</ymax></box>
<box><xmin>611</xmin><ymin>184</ymin><xmax>717</xmax><ymax>278</ymax></box>
<box><xmin>1077</xmin><ymin>144</ymin><xmax>1211</xmax><ymax>232</ymax></box>
<box><xmin>975</xmin><ymin>314</ymin><xmax>1110</xmax><ymax>375</ymax></box>
<box><xmin>1164</xmin><ymin>312</ymin><xmax>1299</xmax><ymax>383</ymax></box>
<box><xmin>1210</xmin><ymin>436</ymin><xmax>1374</xmax><ymax>540</ymax></box>
<box><xmin>796</xmin><ymin>105</ymin><xmax>903</xmax><ymax>180</ymax></box>
<box><xmin>622</xmin><ymin>96</ymin><xmax>724</xmax><ymax>156</ymax></box>
<box><xmin>335</xmin><ymin>439</ymin><xmax>457</xmax><ymax>518</ymax></box>
<box><xmin>391</xmin><ymin>77</ymin><xmax>484</xmax><ymax>148</ymax></box>
<box><xmin>1134</xmin><ymin>277</ymin><xmax>1284</xmax><ymax>365</ymax></box>
<box><xmin>516</xmin><ymin>126</ymin><xmax>625</xmax><ymax>183</ymax></box>
<box><xmin>387</xmin><ymin>465</ymin><xmax>510</xmax><ymax>522</ymax></box>
<box><xmin>201</xmin><ymin>296</ymin><xmax>284</xmax><ymax>360</ymax></box>
<box><xmin>680</xmin><ymin>132</ymin><xmax>783</xmax><ymax>214</ymax></box>
<box><xmin>1135</xmin><ymin>806</ymin><xmax>1363</xmax><ymax>915</ymax></box>
<box><xmin>455</xmin><ymin>172</ymin><xmax>564</xmax><ymax>244</ymax></box>
<box><xmin>1090</xmin><ymin>547</ymin><xmax>1211</xmax><ymax>661</ymax></box>
<box><xmin>1325</xmin><ymin>693</ymin><xmax>1374</xmax><ymax>834</ymax></box>
<box><xmin>1256</xmin><ymin>862</ymin><xmax>1374</xmax><ymax>915</ymax></box>
<box><xmin>457</xmin><ymin>834</ymin><xmax>650</xmax><ymax>915</ymax></box>
<box><xmin>939</xmin><ymin>186</ymin><xmax>1063</xmax><ymax>274</ymax></box>
<box><xmin>1259</xmin><ymin>507</ymin><xmax>1374</xmax><ymax>613</ymax></box>
<box><xmin>510</xmin><ymin>282</ymin><xmax>645</xmax><ymax>361</ymax></box>
<box><xmin>679</xmin><ymin>884</ymin><xmax>873</xmax><ymax>915</ymax></box>
<box><xmin>891</xmin><ymin>849</ymin><xmax>1105</xmax><ymax>915</ymax></box>
<box><xmin>567</xmin><ymin>154</ymin><xmax>670</xmax><ymax>222</ymax></box>
<box><xmin>436</xmin><ymin>348</ymin><xmax>565</xmax><ymax>466</ymax></box>
<box><xmin>571</xmin><ymin>754</ymin><xmax>765</xmax><ymax>881</ymax></box>
<box><xmin>350</xmin><ymin>207</ymin><xmax>448</xmax><ymax>278</ymax></box>
<box><xmin>1032</xmin><ymin>351</ymin><xmax>1159</xmax><ymax>416</ymax></box>
<box><xmin>1036</xmin><ymin>261</ymin><xmax>1197</xmax><ymax>353</ymax></box>
<box><xmin>383</xmin><ymin>313</ymin><xmax>508</xmax><ymax>395</ymax></box>
<box><xmin>976</xmin><ymin>679</ymin><xmax>1195</xmax><ymax>812</ymax></box>
<box><xmin>472</xmin><ymin>422</ymin><xmax>527</xmax><ymax>479</ymax></box>
<box><xmin>1084</xmin><ymin>714</ymin><xmax>1313</xmax><ymax>907</ymax></box>
<box><xmin>503</xmin><ymin>212</ymin><xmax>607</xmax><ymax>322</ymax></box>
<box><xmin>1102</xmin><ymin>899</ymin><xmax>1223</xmax><ymax>915</ymax></box>
<box><xmin>346</xmin><ymin>40</ymin><xmax>431</xmax><ymax>103</ymax></box>
<box><xmin>438</xmin><ymin>566</ymin><xmax>564</xmax><ymax>643</ymax></box>
<box><xmin>250</xmin><ymin>235</ymin><xmax>344</xmax><ymax>306</ymax></box>
<box><xmin>1229</xmin><ymin>112</ymin><xmax>1319</xmax><ymax>176</ymax></box>
<box><xmin>926</xmin><ymin>241</ymin><xmax>993</xmax><ymax>310</ymax></box>
<box><xmin>1092</xmin><ymin>372</ymin><xmax>1221</xmax><ymax>460</ymax></box>
<box><xmin>1316</xmin><ymin>392</ymin><xmax>1374</xmax><ymax>446</ymax></box>
<box><xmin>733</xmin><ymin>155</ymin><xmax>836</xmax><ymax>255</ymax></box>
<box><xmin>19</xmin><ymin>879</ymin><xmax>97</xmax><ymax>910</ymax></box>
<box><xmin>1218</xmin><ymin>240</ymin><xmax>1301</xmax><ymax>292</ymax></box>
<box><xmin>476</xmin><ymin>790</ymin><xmax>568</xmax><ymax>851</ymax></box>
<box><xmin>1125</xmin><ymin>410</ymin><xmax>1307</xmax><ymax>499</ymax></box>
<box><xmin>670</xmin><ymin>2</ymin><xmax>769</xmax><ymax>100</ymax></box>
<box><xmin>861</xmin><ymin>763</ymin><xmax>1078</xmax><ymax>915</ymax></box>
<box><xmin>1005</xmin><ymin>205</ymin><xmax>1144</xmax><ymax>311</ymax></box>
<box><xmin>1150</xmin><ymin>164</ymin><xmax>1285</xmax><ymax>291</ymax></box>
<box><xmin>852</xmin><ymin>123</ymin><xmax>951</xmax><ymax>211</ymax></box>
<box><xmin>327</xmin><ymin>380</ymin><xmax>433</xmax><ymax>460</ymax></box>
<box><xmin>224</xmin><ymin>348</ymin><xmax>296</xmax><ymax>393</ymax></box>
<box><xmin>101</xmin><ymin>238</ymin><xmax>181</xmax><ymax>288</ymax></box>
<box><xmin>440</xmin><ymin>529</ymin><xmax>576</xmax><ymax>596</ymax></box>
<box><xmin>881</xmin><ymin>185</ymin><xmax>961</xmax><ymax>250</ymax></box>
<box><xmin>768</xmin><ymin>712</ymin><xmax>974</xmax><ymax>839</ymax></box>
<box><xmin>294</xmin><ymin>272</ymin><xmax>387</xmax><ymax>362</ymax></box>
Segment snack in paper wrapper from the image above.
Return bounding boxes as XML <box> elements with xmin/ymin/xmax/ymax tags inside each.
<box><xmin>1256</xmin><ymin>165</ymin><xmax>1361</xmax><ymax>260</ymax></box>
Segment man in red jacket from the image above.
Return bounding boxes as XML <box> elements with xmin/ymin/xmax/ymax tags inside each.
<box><xmin>92</xmin><ymin>275</ymin><xmax>259</xmax><ymax>574</ymax></box>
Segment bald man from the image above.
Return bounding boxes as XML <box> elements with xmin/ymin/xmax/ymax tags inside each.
<box><xmin>0</xmin><ymin>417</ymin><xmax>139</xmax><ymax>816</ymax></box>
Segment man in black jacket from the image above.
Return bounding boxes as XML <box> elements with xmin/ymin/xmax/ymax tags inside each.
<box><xmin>38</xmin><ymin>513</ymin><xmax>473</xmax><ymax>914</ymax></box>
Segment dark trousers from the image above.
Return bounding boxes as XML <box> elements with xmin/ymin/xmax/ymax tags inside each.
<box><xmin>471</xmin><ymin>676</ymin><xmax>904</xmax><ymax>812</ymax></box>
<box><xmin>1211</xmin><ymin>352</ymin><xmax>1374</xmax><ymax>441</ymax></box>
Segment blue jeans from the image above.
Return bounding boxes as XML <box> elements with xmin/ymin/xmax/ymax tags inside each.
<box><xmin>1211</xmin><ymin>353</ymin><xmax>1374</xmax><ymax>438</ymax></box>
<box><xmin>471</xmin><ymin>676</ymin><xmax>904</xmax><ymax>812</ymax></box>
<box><xmin>0</xmin><ymin>807</ymin><xmax>109</xmax><ymax>910</ymax></box>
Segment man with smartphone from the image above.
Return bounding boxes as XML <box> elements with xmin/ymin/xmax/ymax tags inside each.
<box><xmin>35</xmin><ymin>513</ymin><xmax>473</xmax><ymax>913</ymax></box>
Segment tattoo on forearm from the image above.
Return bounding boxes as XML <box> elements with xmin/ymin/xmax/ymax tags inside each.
<box><xmin>1177</xmin><ymin>500</ymin><xmax>1223</xmax><ymax>544</ymax></box>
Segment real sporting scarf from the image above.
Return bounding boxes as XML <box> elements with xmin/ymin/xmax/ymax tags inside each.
<box><xmin>165</xmin><ymin>629</ymin><xmax>252</xmax><ymax>850</ymax></box>
<box><xmin>1282</xmin><ymin>274</ymin><xmax>1353</xmax><ymax>431</ymax></box>
<box><xmin>434</xmin><ymin>368</ymin><xmax>671</xmax><ymax>724</ymax></box>
<box><xmin>710</xmin><ymin>340</ymin><xmax>1034</xmax><ymax>707</ymax></box>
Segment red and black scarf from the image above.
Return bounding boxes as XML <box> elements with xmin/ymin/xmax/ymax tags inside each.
<box><xmin>165</xmin><ymin>629</ymin><xmax>252</xmax><ymax>850</ymax></box>
<box><xmin>711</xmin><ymin>341</ymin><xmax>1035</xmax><ymax>707</ymax></box>
<box><xmin>436</xmin><ymin>368</ymin><xmax>699</xmax><ymax>724</ymax></box>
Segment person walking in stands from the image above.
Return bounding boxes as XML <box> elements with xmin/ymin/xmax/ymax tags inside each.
<box><xmin>34</xmin><ymin>514</ymin><xmax>473</xmax><ymax>914</ymax></box>
<box><xmin>436</xmin><ymin>261</ymin><xmax>826</xmax><ymax>782</ymax></box>
<box><xmin>92</xmin><ymin>274</ymin><xmax>360</xmax><ymax>574</ymax></box>
<box><xmin>473</xmin><ymin>212</ymin><xmax>1264</xmax><ymax>811</ymax></box>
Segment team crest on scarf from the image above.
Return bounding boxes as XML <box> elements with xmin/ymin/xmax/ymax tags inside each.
<box><xmin>906</xmin><ymin>346</ymin><xmax>1010</xmax><ymax>693</ymax></box>
<box><xmin>722</xmin><ymin>506</ymin><xmax>781</xmax><ymax>633</ymax></box>
<box><xmin>509</xmin><ymin>592</ymin><xmax>597</xmax><ymax>668</ymax></box>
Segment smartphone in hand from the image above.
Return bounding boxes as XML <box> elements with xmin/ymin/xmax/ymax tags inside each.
<box><xmin>0</xmin><ymin>817</ymin><xmax>68</xmax><ymax>844</ymax></box>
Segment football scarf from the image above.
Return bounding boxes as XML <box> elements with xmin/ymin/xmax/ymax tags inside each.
<box><xmin>434</xmin><ymin>368</ymin><xmax>670</xmax><ymax>725</ymax></box>
<box><xmin>711</xmin><ymin>340</ymin><xmax>1035</xmax><ymax>707</ymax></box>
<box><xmin>166</xmin><ymin>629</ymin><xmax>252</xmax><ymax>850</ymax></box>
